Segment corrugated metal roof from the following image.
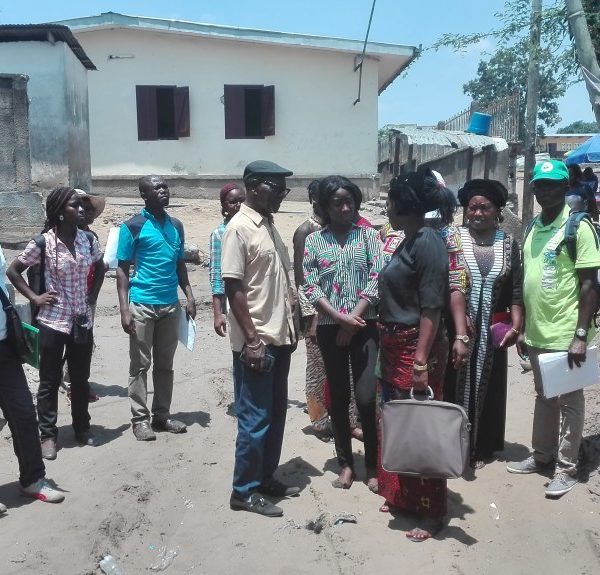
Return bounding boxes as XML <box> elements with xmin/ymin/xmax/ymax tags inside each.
<box><xmin>0</xmin><ymin>24</ymin><xmax>96</xmax><ymax>70</ymax></box>
<box><xmin>385</xmin><ymin>125</ymin><xmax>508</xmax><ymax>151</ymax></box>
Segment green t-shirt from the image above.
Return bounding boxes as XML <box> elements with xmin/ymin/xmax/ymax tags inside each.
<box><xmin>523</xmin><ymin>205</ymin><xmax>600</xmax><ymax>350</ymax></box>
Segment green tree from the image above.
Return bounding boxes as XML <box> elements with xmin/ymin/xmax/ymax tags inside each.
<box><xmin>582</xmin><ymin>0</ymin><xmax>600</xmax><ymax>62</ymax></box>
<box><xmin>557</xmin><ymin>120</ymin><xmax>600</xmax><ymax>132</ymax></box>
<box><xmin>463</xmin><ymin>39</ymin><xmax>566</xmax><ymax>140</ymax></box>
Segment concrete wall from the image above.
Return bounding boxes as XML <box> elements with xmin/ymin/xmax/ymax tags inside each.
<box><xmin>64</xmin><ymin>45</ymin><xmax>92</xmax><ymax>191</ymax></box>
<box><xmin>0</xmin><ymin>41</ymin><xmax>92</xmax><ymax>192</ymax></box>
<box><xmin>75</xmin><ymin>28</ymin><xmax>380</xmax><ymax>180</ymax></box>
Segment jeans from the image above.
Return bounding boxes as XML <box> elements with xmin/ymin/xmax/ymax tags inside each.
<box><xmin>232</xmin><ymin>345</ymin><xmax>292</xmax><ymax>497</ymax></box>
<box><xmin>38</xmin><ymin>324</ymin><xmax>93</xmax><ymax>440</ymax></box>
<box><xmin>128</xmin><ymin>302</ymin><xmax>179</xmax><ymax>423</ymax></box>
<box><xmin>529</xmin><ymin>346</ymin><xmax>585</xmax><ymax>474</ymax></box>
<box><xmin>317</xmin><ymin>322</ymin><xmax>378</xmax><ymax>470</ymax></box>
<box><xmin>0</xmin><ymin>340</ymin><xmax>46</xmax><ymax>486</ymax></box>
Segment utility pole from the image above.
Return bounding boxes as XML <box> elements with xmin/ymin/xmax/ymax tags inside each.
<box><xmin>522</xmin><ymin>0</ymin><xmax>542</xmax><ymax>226</ymax></box>
<box><xmin>565</xmin><ymin>0</ymin><xmax>600</xmax><ymax>128</ymax></box>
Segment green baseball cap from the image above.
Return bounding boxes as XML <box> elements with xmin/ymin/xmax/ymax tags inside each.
<box><xmin>530</xmin><ymin>159</ymin><xmax>569</xmax><ymax>183</ymax></box>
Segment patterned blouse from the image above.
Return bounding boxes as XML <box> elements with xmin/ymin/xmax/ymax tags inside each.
<box><xmin>439</xmin><ymin>224</ymin><xmax>468</xmax><ymax>294</ymax></box>
<box><xmin>19</xmin><ymin>229</ymin><xmax>102</xmax><ymax>334</ymax></box>
<box><xmin>303</xmin><ymin>224</ymin><xmax>384</xmax><ymax>325</ymax></box>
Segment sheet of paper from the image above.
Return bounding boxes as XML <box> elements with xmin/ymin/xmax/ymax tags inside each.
<box><xmin>178</xmin><ymin>309</ymin><xmax>196</xmax><ymax>352</ymax></box>
<box><xmin>538</xmin><ymin>346</ymin><xmax>599</xmax><ymax>399</ymax></box>
<box><xmin>103</xmin><ymin>227</ymin><xmax>120</xmax><ymax>269</ymax></box>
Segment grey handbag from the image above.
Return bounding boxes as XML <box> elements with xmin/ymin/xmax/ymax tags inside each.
<box><xmin>381</xmin><ymin>387</ymin><xmax>471</xmax><ymax>479</ymax></box>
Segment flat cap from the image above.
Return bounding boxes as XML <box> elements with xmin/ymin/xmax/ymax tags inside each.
<box><xmin>243</xmin><ymin>160</ymin><xmax>293</xmax><ymax>180</ymax></box>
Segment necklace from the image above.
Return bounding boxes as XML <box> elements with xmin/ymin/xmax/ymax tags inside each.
<box><xmin>470</xmin><ymin>230</ymin><xmax>496</xmax><ymax>246</ymax></box>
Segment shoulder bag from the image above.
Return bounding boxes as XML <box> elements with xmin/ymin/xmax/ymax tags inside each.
<box><xmin>381</xmin><ymin>387</ymin><xmax>471</xmax><ymax>479</ymax></box>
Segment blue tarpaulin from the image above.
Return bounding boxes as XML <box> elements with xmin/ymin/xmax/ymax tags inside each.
<box><xmin>565</xmin><ymin>134</ymin><xmax>600</xmax><ymax>165</ymax></box>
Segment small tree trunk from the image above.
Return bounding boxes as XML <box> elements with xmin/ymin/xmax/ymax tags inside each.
<box><xmin>565</xmin><ymin>0</ymin><xmax>600</xmax><ymax>129</ymax></box>
<box><xmin>522</xmin><ymin>0</ymin><xmax>542</xmax><ymax>226</ymax></box>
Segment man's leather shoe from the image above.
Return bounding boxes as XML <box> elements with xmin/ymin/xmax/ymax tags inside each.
<box><xmin>230</xmin><ymin>492</ymin><xmax>283</xmax><ymax>517</ymax></box>
<box><xmin>152</xmin><ymin>419</ymin><xmax>187</xmax><ymax>434</ymax></box>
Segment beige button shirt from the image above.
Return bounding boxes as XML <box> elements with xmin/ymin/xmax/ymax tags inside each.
<box><xmin>221</xmin><ymin>203</ymin><xmax>297</xmax><ymax>352</ymax></box>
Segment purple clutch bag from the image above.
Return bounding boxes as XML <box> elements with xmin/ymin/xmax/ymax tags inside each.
<box><xmin>490</xmin><ymin>321</ymin><xmax>512</xmax><ymax>349</ymax></box>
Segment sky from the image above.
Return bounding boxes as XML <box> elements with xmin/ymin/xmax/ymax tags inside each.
<box><xmin>0</xmin><ymin>0</ymin><xmax>595</xmax><ymax>131</ymax></box>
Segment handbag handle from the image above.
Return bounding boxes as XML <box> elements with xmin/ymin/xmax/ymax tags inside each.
<box><xmin>410</xmin><ymin>386</ymin><xmax>434</xmax><ymax>400</ymax></box>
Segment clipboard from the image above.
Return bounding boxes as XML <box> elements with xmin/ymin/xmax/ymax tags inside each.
<box><xmin>538</xmin><ymin>346</ymin><xmax>599</xmax><ymax>399</ymax></box>
<box><xmin>178</xmin><ymin>308</ymin><xmax>196</xmax><ymax>352</ymax></box>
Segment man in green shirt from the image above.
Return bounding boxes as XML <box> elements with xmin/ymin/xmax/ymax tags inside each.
<box><xmin>507</xmin><ymin>160</ymin><xmax>600</xmax><ymax>498</ymax></box>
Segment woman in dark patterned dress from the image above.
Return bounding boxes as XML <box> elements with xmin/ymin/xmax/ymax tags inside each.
<box><xmin>455</xmin><ymin>180</ymin><xmax>523</xmax><ymax>468</ymax></box>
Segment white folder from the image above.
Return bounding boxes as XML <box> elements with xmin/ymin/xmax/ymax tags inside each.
<box><xmin>178</xmin><ymin>308</ymin><xmax>196</xmax><ymax>352</ymax></box>
<box><xmin>103</xmin><ymin>227</ymin><xmax>120</xmax><ymax>269</ymax></box>
<box><xmin>538</xmin><ymin>346</ymin><xmax>599</xmax><ymax>399</ymax></box>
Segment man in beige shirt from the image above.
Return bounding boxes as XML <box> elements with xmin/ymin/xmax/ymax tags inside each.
<box><xmin>222</xmin><ymin>160</ymin><xmax>299</xmax><ymax>517</ymax></box>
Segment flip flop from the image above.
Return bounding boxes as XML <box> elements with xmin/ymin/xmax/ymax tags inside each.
<box><xmin>406</xmin><ymin>520</ymin><xmax>443</xmax><ymax>543</ymax></box>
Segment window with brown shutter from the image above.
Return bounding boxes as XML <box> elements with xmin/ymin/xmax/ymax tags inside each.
<box><xmin>136</xmin><ymin>85</ymin><xmax>190</xmax><ymax>141</ymax></box>
<box><xmin>224</xmin><ymin>84</ymin><xmax>275</xmax><ymax>139</ymax></box>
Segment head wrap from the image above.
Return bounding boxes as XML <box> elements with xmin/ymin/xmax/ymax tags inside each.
<box><xmin>458</xmin><ymin>179</ymin><xmax>508</xmax><ymax>209</ymax></box>
<box><xmin>43</xmin><ymin>186</ymin><xmax>76</xmax><ymax>232</ymax></box>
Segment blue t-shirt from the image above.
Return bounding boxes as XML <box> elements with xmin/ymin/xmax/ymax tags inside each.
<box><xmin>117</xmin><ymin>208</ymin><xmax>185</xmax><ymax>305</ymax></box>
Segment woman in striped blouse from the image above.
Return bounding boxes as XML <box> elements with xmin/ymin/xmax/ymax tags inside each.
<box><xmin>303</xmin><ymin>176</ymin><xmax>384</xmax><ymax>491</ymax></box>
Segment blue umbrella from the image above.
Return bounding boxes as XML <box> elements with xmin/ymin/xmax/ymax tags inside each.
<box><xmin>565</xmin><ymin>134</ymin><xmax>600</xmax><ymax>165</ymax></box>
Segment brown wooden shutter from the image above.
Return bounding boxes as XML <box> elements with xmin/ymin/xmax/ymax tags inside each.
<box><xmin>261</xmin><ymin>85</ymin><xmax>275</xmax><ymax>136</ymax></box>
<box><xmin>174</xmin><ymin>86</ymin><xmax>190</xmax><ymax>138</ymax></box>
<box><xmin>136</xmin><ymin>86</ymin><xmax>158</xmax><ymax>141</ymax></box>
<box><xmin>224</xmin><ymin>85</ymin><xmax>247</xmax><ymax>139</ymax></box>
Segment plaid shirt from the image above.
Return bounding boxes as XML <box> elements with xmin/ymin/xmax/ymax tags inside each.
<box><xmin>209</xmin><ymin>221</ymin><xmax>227</xmax><ymax>296</ymax></box>
<box><xmin>19</xmin><ymin>229</ymin><xmax>102</xmax><ymax>334</ymax></box>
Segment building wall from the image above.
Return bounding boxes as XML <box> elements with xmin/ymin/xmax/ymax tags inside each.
<box><xmin>75</xmin><ymin>28</ymin><xmax>379</xmax><ymax>179</ymax></box>
<box><xmin>0</xmin><ymin>41</ymin><xmax>92</xmax><ymax>192</ymax></box>
<box><xmin>538</xmin><ymin>134</ymin><xmax>594</xmax><ymax>154</ymax></box>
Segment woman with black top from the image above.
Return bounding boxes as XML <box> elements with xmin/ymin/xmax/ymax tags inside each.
<box><xmin>376</xmin><ymin>170</ymin><xmax>450</xmax><ymax>542</ymax></box>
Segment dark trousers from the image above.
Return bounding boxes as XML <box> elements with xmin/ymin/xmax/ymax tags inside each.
<box><xmin>38</xmin><ymin>324</ymin><xmax>93</xmax><ymax>440</ymax></box>
<box><xmin>232</xmin><ymin>345</ymin><xmax>291</xmax><ymax>497</ymax></box>
<box><xmin>317</xmin><ymin>322</ymin><xmax>378</xmax><ymax>470</ymax></box>
<box><xmin>0</xmin><ymin>340</ymin><xmax>46</xmax><ymax>486</ymax></box>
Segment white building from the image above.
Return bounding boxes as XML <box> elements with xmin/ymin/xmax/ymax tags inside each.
<box><xmin>58</xmin><ymin>12</ymin><xmax>417</xmax><ymax>198</ymax></box>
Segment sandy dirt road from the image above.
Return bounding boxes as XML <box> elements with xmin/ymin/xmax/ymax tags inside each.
<box><xmin>0</xmin><ymin>197</ymin><xmax>599</xmax><ymax>575</ymax></box>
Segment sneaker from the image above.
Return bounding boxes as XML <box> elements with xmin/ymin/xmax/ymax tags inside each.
<box><xmin>20</xmin><ymin>479</ymin><xmax>65</xmax><ymax>503</ymax></box>
<box><xmin>506</xmin><ymin>455</ymin><xmax>553</xmax><ymax>474</ymax></box>
<box><xmin>75</xmin><ymin>430</ymin><xmax>96</xmax><ymax>446</ymax></box>
<box><xmin>230</xmin><ymin>492</ymin><xmax>283</xmax><ymax>517</ymax></box>
<box><xmin>260</xmin><ymin>478</ymin><xmax>300</xmax><ymax>498</ymax></box>
<box><xmin>545</xmin><ymin>472</ymin><xmax>577</xmax><ymax>498</ymax></box>
<box><xmin>40</xmin><ymin>439</ymin><xmax>57</xmax><ymax>460</ymax></box>
<box><xmin>132</xmin><ymin>421</ymin><xmax>157</xmax><ymax>441</ymax></box>
<box><xmin>151</xmin><ymin>418</ymin><xmax>187</xmax><ymax>434</ymax></box>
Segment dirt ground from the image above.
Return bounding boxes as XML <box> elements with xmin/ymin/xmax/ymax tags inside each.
<box><xmin>1</xmin><ymin>196</ymin><xmax>600</xmax><ymax>575</ymax></box>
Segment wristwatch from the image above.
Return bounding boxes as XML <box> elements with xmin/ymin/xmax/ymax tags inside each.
<box><xmin>575</xmin><ymin>328</ymin><xmax>587</xmax><ymax>340</ymax></box>
<box><xmin>455</xmin><ymin>335</ymin><xmax>470</xmax><ymax>344</ymax></box>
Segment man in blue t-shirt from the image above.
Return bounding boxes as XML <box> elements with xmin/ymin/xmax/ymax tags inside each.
<box><xmin>116</xmin><ymin>175</ymin><xmax>196</xmax><ymax>441</ymax></box>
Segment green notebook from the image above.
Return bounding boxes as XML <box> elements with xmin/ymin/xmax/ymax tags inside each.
<box><xmin>22</xmin><ymin>322</ymin><xmax>40</xmax><ymax>369</ymax></box>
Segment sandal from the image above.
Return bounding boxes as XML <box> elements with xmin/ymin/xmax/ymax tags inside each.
<box><xmin>406</xmin><ymin>519</ymin><xmax>443</xmax><ymax>543</ymax></box>
<box><xmin>331</xmin><ymin>467</ymin><xmax>355</xmax><ymax>489</ymax></box>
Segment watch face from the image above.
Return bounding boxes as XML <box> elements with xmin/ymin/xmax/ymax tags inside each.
<box><xmin>576</xmin><ymin>328</ymin><xmax>587</xmax><ymax>338</ymax></box>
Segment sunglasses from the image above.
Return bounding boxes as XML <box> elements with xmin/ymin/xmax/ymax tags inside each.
<box><xmin>261</xmin><ymin>180</ymin><xmax>291</xmax><ymax>196</ymax></box>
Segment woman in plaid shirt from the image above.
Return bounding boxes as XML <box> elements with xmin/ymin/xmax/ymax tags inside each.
<box><xmin>8</xmin><ymin>187</ymin><xmax>105</xmax><ymax>460</ymax></box>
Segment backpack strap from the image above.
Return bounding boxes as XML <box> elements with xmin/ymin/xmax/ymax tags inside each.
<box><xmin>561</xmin><ymin>211</ymin><xmax>591</xmax><ymax>262</ymax></box>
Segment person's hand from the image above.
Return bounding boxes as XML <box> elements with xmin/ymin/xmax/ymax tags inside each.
<box><xmin>213</xmin><ymin>313</ymin><xmax>227</xmax><ymax>337</ymax></box>
<box><xmin>336</xmin><ymin>313</ymin><xmax>366</xmax><ymax>335</ymax></box>
<box><xmin>500</xmin><ymin>327</ymin><xmax>519</xmax><ymax>349</ymax></box>
<box><xmin>412</xmin><ymin>368</ymin><xmax>428</xmax><ymax>392</ymax></box>
<box><xmin>186</xmin><ymin>297</ymin><xmax>197</xmax><ymax>320</ymax></box>
<box><xmin>120</xmin><ymin>311</ymin><xmax>136</xmax><ymax>335</ymax></box>
<box><xmin>336</xmin><ymin>328</ymin><xmax>353</xmax><ymax>347</ymax></box>
<box><xmin>516</xmin><ymin>333</ymin><xmax>528</xmax><ymax>358</ymax></box>
<box><xmin>33</xmin><ymin>291</ymin><xmax>57</xmax><ymax>308</ymax></box>
<box><xmin>567</xmin><ymin>337</ymin><xmax>587</xmax><ymax>369</ymax></box>
<box><xmin>244</xmin><ymin>339</ymin><xmax>266</xmax><ymax>371</ymax></box>
<box><xmin>452</xmin><ymin>339</ymin><xmax>469</xmax><ymax>369</ymax></box>
<box><xmin>308</xmin><ymin>314</ymin><xmax>319</xmax><ymax>343</ymax></box>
